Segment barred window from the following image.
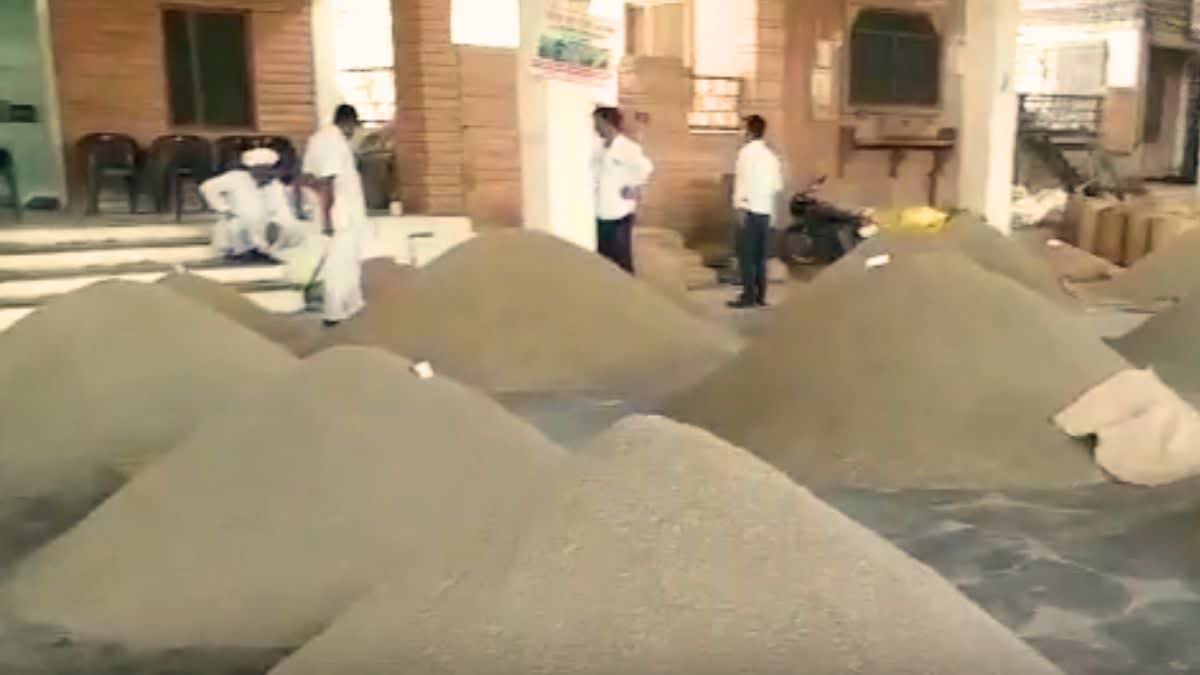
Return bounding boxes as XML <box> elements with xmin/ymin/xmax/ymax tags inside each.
<box><xmin>849</xmin><ymin>9</ymin><xmax>941</xmax><ymax>108</ymax></box>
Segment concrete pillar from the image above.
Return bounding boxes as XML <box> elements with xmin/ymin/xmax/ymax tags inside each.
<box><xmin>958</xmin><ymin>0</ymin><xmax>1019</xmax><ymax>233</ymax></box>
<box><xmin>310</xmin><ymin>0</ymin><xmax>338</xmax><ymax>129</ymax></box>
<box><xmin>517</xmin><ymin>0</ymin><xmax>623</xmax><ymax>250</ymax></box>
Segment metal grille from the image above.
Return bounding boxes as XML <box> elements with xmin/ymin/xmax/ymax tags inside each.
<box><xmin>1018</xmin><ymin>94</ymin><xmax>1105</xmax><ymax>138</ymax></box>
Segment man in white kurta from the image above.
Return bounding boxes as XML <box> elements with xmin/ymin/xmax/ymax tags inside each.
<box><xmin>591</xmin><ymin>107</ymin><xmax>654</xmax><ymax>274</ymax></box>
<box><xmin>200</xmin><ymin>148</ymin><xmax>304</xmax><ymax>260</ymax></box>
<box><xmin>301</xmin><ymin>104</ymin><xmax>373</xmax><ymax>325</ymax></box>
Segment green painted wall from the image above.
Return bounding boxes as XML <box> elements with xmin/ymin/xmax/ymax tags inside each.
<box><xmin>0</xmin><ymin>0</ymin><xmax>58</xmax><ymax>205</ymax></box>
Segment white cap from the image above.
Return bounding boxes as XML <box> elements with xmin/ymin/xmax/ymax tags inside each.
<box><xmin>241</xmin><ymin>148</ymin><xmax>279</xmax><ymax>167</ymax></box>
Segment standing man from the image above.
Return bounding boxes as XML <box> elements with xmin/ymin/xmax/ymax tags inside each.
<box><xmin>592</xmin><ymin>106</ymin><xmax>654</xmax><ymax>273</ymax></box>
<box><xmin>300</xmin><ymin>104</ymin><xmax>372</xmax><ymax>326</ymax></box>
<box><xmin>729</xmin><ymin>114</ymin><xmax>783</xmax><ymax>309</ymax></box>
<box><xmin>200</xmin><ymin>148</ymin><xmax>303</xmax><ymax>261</ymax></box>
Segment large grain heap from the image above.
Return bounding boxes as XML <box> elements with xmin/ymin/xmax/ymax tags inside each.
<box><xmin>158</xmin><ymin>273</ymin><xmax>322</xmax><ymax>355</ymax></box>
<box><xmin>1088</xmin><ymin>229</ymin><xmax>1200</xmax><ymax>304</ymax></box>
<box><xmin>318</xmin><ymin>230</ymin><xmax>740</xmax><ymax>399</ymax></box>
<box><xmin>829</xmin><ymin>213</ymin><xmax>1067</xmax><ymax>302</ymax></box>
<box><xmin>666</xmin><ymin>251</ymin><xmax>1125</xmax><ymax>489</ymax></box>
<box><xmin>1110</xmin><ymin>291</ymin><xmax>1200</xmax><ymax>400</ymax></box>
<box><xmin>3</xmin><ymin>347</ymin><xmax>563</xmax><ymax>649</ymax></box>
<box><xmin>270</xmin><ymin>417</ymin><xmax>1064</xmax><ymax>675</ymax></box>
<box><xmin>0</xmin><ymin>281</ymin><xmax>294</xmax><ymax>505</ymax></box>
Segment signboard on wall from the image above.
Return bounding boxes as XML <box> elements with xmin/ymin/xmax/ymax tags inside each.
<box><xmin>532</xmin><ymin>0</ymin><xmax>617</xmax><ymax>84</ymax></box>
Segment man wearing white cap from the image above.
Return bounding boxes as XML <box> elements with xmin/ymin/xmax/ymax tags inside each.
<box><xmin>199</xmin><ymin>147</ymin><xmax>303</xmax><ymax>261</ymax></box>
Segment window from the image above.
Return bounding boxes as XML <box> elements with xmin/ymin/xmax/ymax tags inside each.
<box><xmin>163</xmin><ymin>9</ymin><xmax>253</xmax><ymax>127</ymax></box>
<box><xmin>333</xmin><ymin>0</ymin><xmax>395</xmax><ymax>127</ymax></box>
<box><xmin>688</xmin><ymin>76</ymin><xmax>741</xmax><ymax>132</ymax></box>
<box><xmin>849</xmin><ymin>9</ymin><xmax>941</xmax><ymax>108</ymax></box>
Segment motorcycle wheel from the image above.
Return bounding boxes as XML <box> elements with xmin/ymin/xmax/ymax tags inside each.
<box><xmin>780</xmin><ymin>229</ymin><xmax>819</xmax><ymax>265</ymax></box>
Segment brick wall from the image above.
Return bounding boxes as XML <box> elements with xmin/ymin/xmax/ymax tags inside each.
<box><xmin>781</xmin><ymin>0</ymin><xmax>963</xmax><ymax>209</ymax></box>
<box><xmin>50</xmin><ymin>0</ymin><xmax>315</xmax><ymax>149</ymax></box>
<box><xmin>458</xmin><ymin>47</ymin><xmax>522</xmax><ymax>229</ymax></box>
<box><xmin>619</xmin><ymin>0</ymin><xmax>786</xmax><ymax>247</ymax></box>
<box><xmin>619</xmin><ymin>57</ymin><xmax>740</xmax><ymax>246</ymax></box>
<box><xmin>391</xmin><ymin>0</ymin><xmax>464</xmax><ymax>216</ymax></box>
<box><xmin>391</xmin><ymin>0</ymin><xmax>520</xmax><ymax>225</ymax></box>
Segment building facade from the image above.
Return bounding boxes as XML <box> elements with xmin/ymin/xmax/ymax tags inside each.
<box><xmin>1017</xmin><ymin>0</ymin><xmax>1200</xmax><ymax>180</ymax></box>
<box><xmin>5</xmin><ymin>0</ymin><xmax>1020</xmax><ymax>240</ymax></box>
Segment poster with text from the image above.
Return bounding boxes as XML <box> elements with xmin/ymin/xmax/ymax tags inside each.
<box><xmin>532</xmin><ymin>1</ymin><xmax>616</xmax><ymax>84</ymax></box>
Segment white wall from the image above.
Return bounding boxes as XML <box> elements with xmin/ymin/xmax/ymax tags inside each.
<box><xmin>691</xmin><ymin>0</ymin><xmax>756</xmax><ymax>78</ymax></box>
<box><xmin>517</xmin><ymin>0</ymin><xmax>624</xmax><ymax>251</ymax></box>
<box><xmin>310</xmin><ymin>0</ymin><xmax>338</xmax><ymax>128</ymax></box>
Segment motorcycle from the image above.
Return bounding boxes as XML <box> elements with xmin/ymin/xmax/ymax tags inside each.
<box><xmin>780</xmin><ymin>176</ymin><xmax>872</xmax><ymax>265</ymax></box>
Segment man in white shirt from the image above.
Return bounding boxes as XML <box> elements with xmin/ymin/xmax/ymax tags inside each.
<box><xmin>592</xmin><ymin>106</ymin><xmax>654</xmax><ymax>273</ymax></box>
<box><xmin>300</xmin><ymin>104</ymin><xmax>372</xmax><ymax>326</ymax></box>
<box><xmin>730</xmin><ymin>115</ymin><xmax>783</xmax><ymax>308</ymax></box>
<box><xmin>200</xmin><ymin>148</ymin><xmax>303</xmax><ymax>261</ymax></box>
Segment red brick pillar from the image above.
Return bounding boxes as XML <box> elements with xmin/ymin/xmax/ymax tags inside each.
<box><xmin>391</xmin><ymin>0</ymin><xmax>466</xmax><ymax>215</ymax></box>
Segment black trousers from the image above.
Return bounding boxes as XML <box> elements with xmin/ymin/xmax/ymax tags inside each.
<box><xmin>597</xmin><ymin>214</ymin><xmax>635</xmax><ymax>274</ymax></box>
<box><xmin>737</xmin><ymin>211</ymin><xmax>770</xmax><ymax>303</ymax></box>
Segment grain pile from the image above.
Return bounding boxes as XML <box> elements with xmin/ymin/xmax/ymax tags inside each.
<box><xmin>157</xmin><ymin>273</ymin><xmax>322</xmax><ymax>355</ymax></box>
<box><xmin>666</xmin><ymin>251</ymin><xmax>1124</xmax><ymax>489</ymax></box>
<box><xmin>319</xmin><ymin>230</ymin><xmax>741</xmax><ymax>399</ymax></box>
<box><xmin>360</xmin><ymin>258</ymin><xmax>415</xmax><ymax>298</ymax></box>
<box><xmin>0</xmin><ymin>281</ymin><xmax>294</xmax><ymax>504</ymax></box>
<box><xmin>3</xmin><ymin>347</ymin><xmax>563</xmax><ymax>649</ymax></box>
<box><xmin>270</xmin><ymin>417</ymin><xmax>1063</xmax><ymax>675</ymax></box>
<box><xmin>829</xmin><ymin>213</ymin><xmax>1067</xmax><ymax>302</ymax></box>
<box><xmin>1110</xmin><ymin>292</ymin><xmax>1200</xmax><ymax>400</ymax></box>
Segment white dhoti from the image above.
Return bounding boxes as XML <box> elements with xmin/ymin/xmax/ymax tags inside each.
<box><xmin>322</xmin><ymin>221</ymin><xmax>367</xmax><ymax>322</ymax></box>
<box><xmin>212</xmin><ymin>213</ymin><xmax>268</xmax><ymax>257</ymax></box>
<box><xmin>303</xmin><ymin>186</ymin><xmax>368</xmax><ymax>322</ymax></box>
<box><xmin>303</xmin><ymin>125</ymin><xmax>376</xmax><ymax>323</ymax></box>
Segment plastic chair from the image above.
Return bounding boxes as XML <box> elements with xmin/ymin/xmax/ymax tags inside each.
<box><xmin>248</xmin><ymin>135</ymin><xmax>299</xmax><ymax>184</ymax></box>
<box><xmin>78</xmin><ymin>133</ymin><xmax>141</xmax><ymax>215</ymax></box>
<box><xmin>0</xmin><ymin>148</ymin><xmax>19</xmax><ymax>219</ymax></box>
<box><xmin>148</xmin><ymin>135</ymin><xmax>214</xmax><ymax>222</ymax></box>
<box><xmin>215</xmin><ymin>135</ymin><xmax>253</xmax><ymax>173</ymax></box>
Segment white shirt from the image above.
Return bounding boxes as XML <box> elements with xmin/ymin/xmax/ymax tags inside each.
<box><xmin>199</xmin><ymin>170</ymin><xmax>298</xmax><ymax>231</ymax></box>
<box><xmin>733</xmin><ymin>139</ymin><xmax>784</xmax><ymax>218</ymax></box>
<box><xmin>592</xmin><ymin>134</ymin><xmax>654</xmax><ymax>221</ymax></box>
<box><xmin>303</xmin><ymin>125</ymin><xmax>369</xmax><ymax>234</ymax></box>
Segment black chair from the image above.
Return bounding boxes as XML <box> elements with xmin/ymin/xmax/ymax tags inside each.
<box><xmin>78</xmin><ymin>133</ymin><xmax>141</xmax><ymax>215</ymax></box>
<box><xmin>0</xmin><ymin>148</ymin><xmax>19</xmax><ymax>219</ymax></box>
<box><xmin>247</xmin><ymin>135</ymin><xmax>299</xmax><ymax>184</ymax></box>
<box><xmin>148</xmin><ymin>135</ymin><xmax>214</xmax><ymax>222</ymax></box>
<box><xmin>215</xmin><ymin>135</ymin><xmax>253</xmax><ymax>173</ymax></box>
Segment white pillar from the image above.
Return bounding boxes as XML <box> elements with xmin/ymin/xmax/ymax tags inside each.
<box><xmin>310</xmin><ymin>0</ymin><xmax>338</xmax><ymax>129</ymax></box>
<box><xmin>958</xmin><ymin>0</ymin><xmax>1019</xmax><ymax>233</ymax></box>
<box><xmin>517</xmin><ymin>0</ymin><xmax>623</xmax><ymax>251</ymax></box>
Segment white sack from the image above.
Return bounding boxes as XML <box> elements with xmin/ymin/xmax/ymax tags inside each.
<box><xmin>1055</xmin><ymin>368</ymin><xmax>1200</xmax><ymax>486</ymax></box>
